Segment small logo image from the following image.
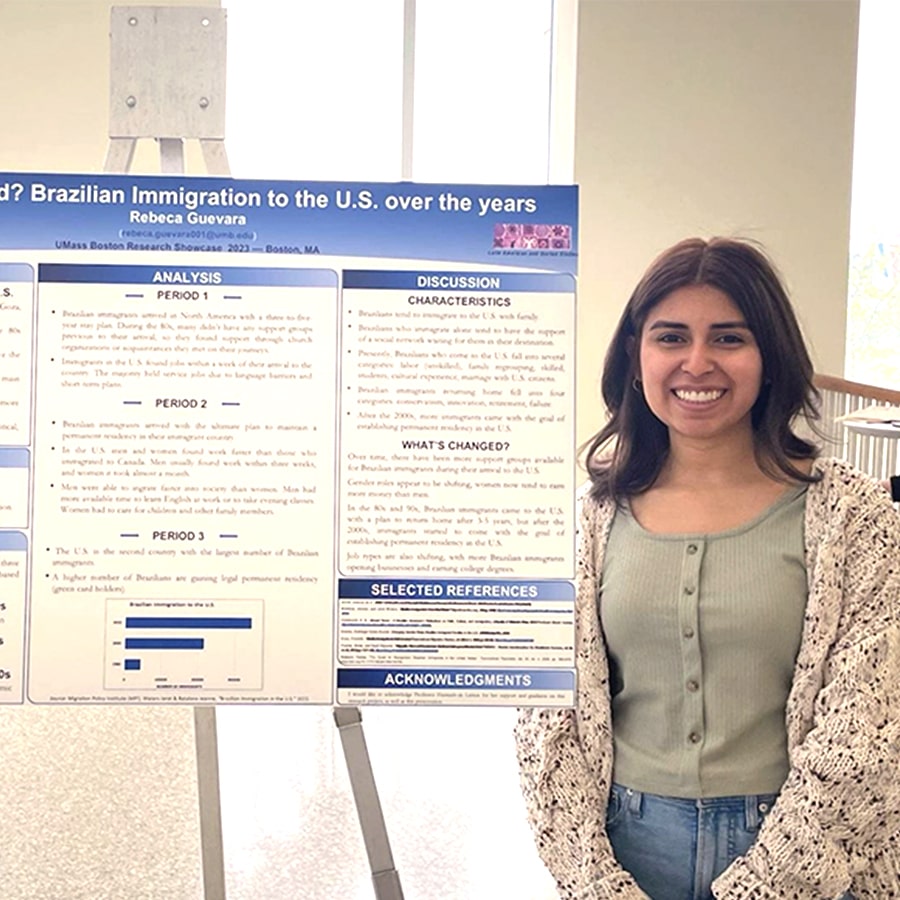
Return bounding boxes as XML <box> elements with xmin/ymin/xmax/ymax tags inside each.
<box><xmin>493</xmin><ymin>223</ymin><xmax>571</xmax><ymax>250</ymax></box>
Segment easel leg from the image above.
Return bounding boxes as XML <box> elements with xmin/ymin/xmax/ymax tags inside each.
<box><xmin>159</xmin><ymin>138</ymin><xmax>186</xmax><ymax>174</ymax></box>
<box><xmin>103</xmin><ymin>137</ymin><xmax>137</xmax><ymax>174</ymax></box>
<box><xmin>334</xmin><ymin>707</ymin><xmax>405</xmax><ymax>900</ymax></box>
<box><xmin>194</xmin><ymin>707</ymin><xmax>227</xmax><ymax>900</ymax></box>
<box><xmin>200</xmin><ymin>139</ymin><xmax>231</xmax><ymax>176</ymax></box>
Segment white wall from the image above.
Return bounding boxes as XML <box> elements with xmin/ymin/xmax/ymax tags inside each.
<box><xmin>573</xmin><ymin>0</ymin><xmax>860</xmax><ymax>446</ymax></box>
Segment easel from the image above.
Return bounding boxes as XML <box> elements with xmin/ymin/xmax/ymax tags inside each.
<box><xmin>102</xmin><ymin>7</ymin><xmax>404</xmax><ymax>899</ymax></box>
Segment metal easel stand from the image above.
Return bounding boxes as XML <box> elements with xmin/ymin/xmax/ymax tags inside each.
<box><xmin>102</xmin><ymin>7</ymin><xmax>404</xmax><ymax>899</ymax></box>
<box><xmin>334</xmin><ymin>708</ymin><xmax>405</xmax><ymax>900</ymax></box>
<box><xmin>103</xmin><ymin>7</ymin><xmax>229</xmax><ymax>899</ymax></box>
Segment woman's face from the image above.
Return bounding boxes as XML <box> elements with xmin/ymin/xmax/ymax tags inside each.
<box><xmin>636</xmin><ymin>284</ymin><xmax>764</xmax><ymax>446</ymax></box>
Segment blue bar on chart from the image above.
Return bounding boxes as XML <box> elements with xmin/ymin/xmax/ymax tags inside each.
<box><xmin>124</xmin><ymin>659</ymin><xmax>141</xmax><ymax>671</ymax></box>
<box><xmin>124</xmin><ymin>638</ymin><xmax>205</xmax><ymax>650</ymax></box>
<box><xmin>125</xmin><ymin>617</ymin><xmax>252</xmax><ymax>630</ymax></box>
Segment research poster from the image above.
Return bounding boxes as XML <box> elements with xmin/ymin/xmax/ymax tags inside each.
<box><xmin>0</xmin><ymin>172</ymin><xmax>578</xmax><ymax>707</ymax></box>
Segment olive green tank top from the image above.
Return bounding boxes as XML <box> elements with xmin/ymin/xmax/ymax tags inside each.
<box><xmin>600</xmin><ymin>485</ymin><xmax>808</xmax><ymax>797</ymax></box>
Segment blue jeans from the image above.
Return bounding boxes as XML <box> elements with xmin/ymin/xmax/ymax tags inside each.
<box><xmin>606</xmin><ymin>783</ymin><xmax>853</xmax><ymax>900</ymax></box>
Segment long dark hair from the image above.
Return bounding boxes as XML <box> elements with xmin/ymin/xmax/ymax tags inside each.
<box><xmin>584</xmin><ymin>237</ymin><xmax>821</xmax><ymax>503</ymax></box>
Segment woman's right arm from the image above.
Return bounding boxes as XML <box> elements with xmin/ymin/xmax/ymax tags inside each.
<box><xmin>515</xmin><ymin>706</ymin><xmax>650</xmax><ymax>899</ymax></box>
<box><xmin>514</xmin><ymin>489</ymin><xmax>649</xmax><ymax>899</ymax></box>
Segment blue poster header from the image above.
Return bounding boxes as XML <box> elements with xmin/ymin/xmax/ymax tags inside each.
<box><xmin>0</xmin><ymin>531</ymin><xmax>27</xmax><ymax>551</ymax></box>
<box><xmin>38</xmin><ymin>263</ymin><xmax>337</xmax><ymax>288</ymax></box>
<box><xmin>0</xmin><ymin>263</ymin><xmax>33</xmax><ymax>282</ymax></box>
<box><xmin>0</xmin><ymin>172</ymin><xmax>578</xmax><ymax>274</ymax></box>
<box><xmin>342</xmin><ymin>270</ymin><xmax>575</xmax><ymax>292</ymax></box>
<box><xmin>338</xmin><ymin>579</ymin><xmax>575</xmax><ymax>601</ymax></box>
<box><xmin>336</xmin><ymin>668</ymin><xmax>575</xmax><ymax>691</ymax></box>
<box><xmin>0</xmin><ymin>449</ymin><xmax>29</xmax><ymax>468</ymax></box>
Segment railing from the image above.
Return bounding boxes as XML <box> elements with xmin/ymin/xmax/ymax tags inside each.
<box><xmin>814</xmin><ymin>374</ymin><xmax>900</xmax><ymax>484</ymax></box>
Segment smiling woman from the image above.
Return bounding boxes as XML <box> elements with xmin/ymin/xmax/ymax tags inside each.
<box><xmin>516</xmin><ymin>237</ymin><xmax>900</xmax><ymax>900</ymax></box>
<box><xmin>637</xmin><ymin>284</ymin><xmax>764</xmax><ymax>451</ymax></box>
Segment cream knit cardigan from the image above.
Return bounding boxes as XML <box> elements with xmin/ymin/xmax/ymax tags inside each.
<box><xmin>515</xmin><ymin>458</ymin><xmax>900</xmax><ymax>899</ymax></box>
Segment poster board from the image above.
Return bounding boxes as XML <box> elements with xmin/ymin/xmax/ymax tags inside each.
<box><xmin>0</xmin><ymin>171</ymin><xmax>578</xmax><ymax>707</ymax></box>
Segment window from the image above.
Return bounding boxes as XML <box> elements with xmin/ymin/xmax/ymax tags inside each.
<box><xmin>846</xmin><ymin>0</ymin><xmax>900</xmax><ymax>390</ymax></box>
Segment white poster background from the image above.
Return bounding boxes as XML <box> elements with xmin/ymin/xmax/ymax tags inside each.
<box><xmin>28</xmin><ymin>265</ymin><xmax>338</xmax><ymax>703</ymax></box>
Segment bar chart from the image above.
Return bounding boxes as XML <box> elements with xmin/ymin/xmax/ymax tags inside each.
<box><xmin>104</xmin><ymin>598</ymin><xmax>264</xmax><ymax>691</ymax></box>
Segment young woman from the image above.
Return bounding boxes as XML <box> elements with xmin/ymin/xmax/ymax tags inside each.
<box><xmin>515</xmin><ymin>237</ymin><xmax>900</xmax><ymax>900</ymax></box>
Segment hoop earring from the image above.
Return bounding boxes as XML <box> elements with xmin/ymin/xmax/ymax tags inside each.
<box><xmin>632</xmin><ymin>377</ymin><xmax>642</xmax><ymax>392</ymax></box>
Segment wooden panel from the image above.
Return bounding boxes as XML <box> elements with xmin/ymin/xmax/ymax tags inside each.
<box><xmin>109</xmin><ymin>6</ymin><xmax>226</xmax><ymax>138</ymax></box>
